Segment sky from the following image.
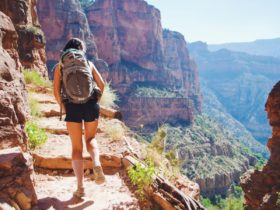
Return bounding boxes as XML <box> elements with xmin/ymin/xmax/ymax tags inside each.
<box><xmin>145</xmin><ymin>0</ymin><xmax>280</xmax><ymax>44</ymax></box>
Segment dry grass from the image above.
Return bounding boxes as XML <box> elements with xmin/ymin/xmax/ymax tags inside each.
<box><xmin>100</xmin><ymin>83</ymin><xmax>118</xmax><ymax>108</ymax></box>
<box><xmin>104</xmin><ymin>121</ymin><xmax>125</xmax><ymax>141</ymax></box>
<box><xmin>28</xmin><ymin>95</ymin><xmax>42</xmax><ymax>118</ymax></box>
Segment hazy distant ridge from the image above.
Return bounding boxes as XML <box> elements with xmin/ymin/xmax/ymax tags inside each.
<box><xmin>209</xmin><ymin>38</ymin><xmax>280</xmax><ymax>58</ymax></box>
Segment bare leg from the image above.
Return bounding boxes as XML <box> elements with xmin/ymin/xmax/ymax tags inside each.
<box><xmin>84</xmin><ymin>120</ymin><xmax>105</xmax><ymax>184</ymax></box>
<box><xmin>67</xmin><ymin>122</ymin><xmax>84</xmax><ymax>194</ymax></box>
<box><xmin>84</xmin><ymin>120</ymin><xmax>100</xmax><ymax>167</ymax></box>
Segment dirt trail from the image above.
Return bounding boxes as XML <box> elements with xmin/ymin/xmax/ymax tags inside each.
<box><xmin>30</xmin><ymin>91</ymin><xmax>143</xmax><ymax>210</ymax></box>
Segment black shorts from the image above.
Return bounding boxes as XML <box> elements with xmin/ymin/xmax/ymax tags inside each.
<box><xmin>64</xmin><ymin>99</ymin><xmax>100</xmax><ymax>123</ymax></box>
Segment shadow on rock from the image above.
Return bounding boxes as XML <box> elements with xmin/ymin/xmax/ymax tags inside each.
<box><xmin>38</xmin><ymin>196</ymin><xmax>94</xmax><ymax>210</ymax></box>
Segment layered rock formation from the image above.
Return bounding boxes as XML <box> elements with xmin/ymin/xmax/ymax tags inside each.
<box><xmin>241</xmin><ymin>81</ymin><xmax>280</xmax><ymax>210</ymax></box>
<box><xmin>86</xmin><ymin>0</ymin><xmax>163</xmax><ymax>70</ymax></box>
<box><xmin>0</xmin><ymin>0</ymin><xmax>47</xmax><ymax>75</ymax></box>
<box><xmin>0</xmin><ymin>11</ymin><xmax>28</xmax><ymax>151</ymax></box>
<box><xmin>85</xmin><ymin>0</ymin><xmax>201</xmax><ymax>128</ymax></box>
<box><xmin>0</xmin><ymin>147</ymin><xmax>37</xmax><ymax>209</ymax></box>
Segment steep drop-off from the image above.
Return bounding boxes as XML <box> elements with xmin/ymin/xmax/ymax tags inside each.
<box><xmin>189</xmin><ymin>41</ymin><xmax>280</xmax><ymax>144</ymax></box>
<box><xmin>201</xmin><ymin>81</ymin><xmax>268</xmax><ymax>157</ymax></box>
<box><xmin>241</xmin><ymin>81</ymin><xmax>280</xmax><ymax>210</ymax></box>
<box><xmin>164</xmin><ymin>115</ymin><xmax>256</xmax><ymax>198</ymax></box>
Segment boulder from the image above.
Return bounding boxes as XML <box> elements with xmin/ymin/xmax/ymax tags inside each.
<box><xmin>0</xmin><ymin>147</ymin><xmax>37</xmax><ymax>209</ymax></box>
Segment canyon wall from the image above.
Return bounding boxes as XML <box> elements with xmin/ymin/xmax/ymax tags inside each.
<box><xmin>241</xmin><ymin>81</ymin><xmax>280</xmax><ymax>210</ymax></box>
<box><xmin>38</xmin><ymin>0</ymin><xmax>202</xmax><ymax>129</ymax></box>
<box><xmin>86</xmin><ymin>0</ymin><xmax>163</xmax><ymax>70</ymax></box>
<box><xmin>0</xmin><ymin>12</ymin><xmax>27</xmax><ymax>151</ymax></box>
<box><xmin>86</xmin><ymin>0</ymin><xmax>201</xmax><ymax>127</ymax></box>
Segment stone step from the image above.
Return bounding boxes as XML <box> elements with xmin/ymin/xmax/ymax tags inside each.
<box><xmin>29</xmin><ymin>92</ymin><xmax>57</xmax><ymax>104</ymax></box>
<box><xmin>36</xmin><ymin>117</ymin><xmax>68</xmax><ymax>135</ymax></box>
<box><xmin>39</xmin><ymin>103</ymin><xmax>61</xmax><ymax>117</ymax></box>
<box><xmin>33</xmin><ymin>153</ymin><xmax>123</xmax><ymax>170</ymax></box>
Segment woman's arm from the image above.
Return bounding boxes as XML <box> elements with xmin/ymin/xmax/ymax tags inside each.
<box><xmin>90</xmin><ymin>62</ymin><xmax>105</xmax><ymax>93</ymax></box>
<box><xmin>53</xmin><ymin>64</ymin><xmax>65</xmax><ymax>112</ymax></box>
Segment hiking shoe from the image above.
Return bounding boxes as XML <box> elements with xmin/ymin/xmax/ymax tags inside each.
<box><xmin>73</xmin><ymin>187</ymin><xmax>85</xmax><ymax>198</ymax></box>
<box><xmin>93</xmin><ymin>166</ymin><xmax>106</xmax><ymax>184</ymax></box>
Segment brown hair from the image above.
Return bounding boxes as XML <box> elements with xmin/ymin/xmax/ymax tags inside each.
<box><xmin>63</xmin><ymin>38</ymin><xmax>86</xmax><ymax>52</ymax></box>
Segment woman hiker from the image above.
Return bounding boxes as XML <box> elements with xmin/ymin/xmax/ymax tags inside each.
<box><xmin>53</xmin><ymin>38</ymin><xmax>106</xmax><ymax>198</ymax></box>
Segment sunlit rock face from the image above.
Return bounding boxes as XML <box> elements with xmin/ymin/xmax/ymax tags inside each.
<box><xmin>0</xmin><ymin>11</ymin><xmax>28</xmax><ymax>151</ymax></box>
<box><xmin>0</xmin><ymin>0</ymin><xmax>47</xmax><ymax>75</ymax></box>
<box><xmin>86</xmin><ymin>0</ymin><xmax>201</xmax><ymax>128</ymax></box>
<box><xmin>241</xmin><ymin>81</ymin><xmax>280</xmax><ymax>210</ymax></box>
<box><xmin>37</xmin><ymin>0</ymin><xmax>98</xmax><ymax>77</ymax></box>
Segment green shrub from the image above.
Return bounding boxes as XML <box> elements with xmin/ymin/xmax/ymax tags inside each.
<box><xmin>23</xmin><ymin>69</ymin><xmax>52</xmax><ymax>88</ymax></box>
<box><xmin>25</xmin><ymin>121</ymin><xmax>47</xmax><ymax>150</ymax></box>
<box><xmin>224</xmin><ymin>196</ymin><xmax>244</xmax><ymax>210</ymax></box>
<box><xmin>134</xmin><ymin>86</ymin><xmax>183</xmax><ymax>98</ymax></box>
<box><xmin>128</xmin><ymin>159</ymin><xmax>158</xmax><ymax>199</ymax></box>
<box><xmin>201</xmin><ymin>197</ymin><xmax>212</xmax><ymax>208</ymax></box>
<box><xmin>201</xmin><ymin>186</ymin><xmax>244</xmax><ymax>210</ymax></box>
<box><xmin>99</xmin><ymin>83</ymin><xmax>118</xmax><ymax>108</ymax></box>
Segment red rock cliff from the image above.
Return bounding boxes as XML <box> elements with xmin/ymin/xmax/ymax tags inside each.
<box><xmin>86</xmin><ymin>0</ymin><xmax>201</xmax><ymax>127</ymax></box>
<box><xmin>37</xmin><ymin>0</ymin><xmax>110</xmax><ymax>79</ymax></box>
<box><xmin>38</xmin><ymin>0</ymin><xmax>202</xmax><ymax>128</ymax></box>
<box><xmin>86</xmin><ymin>0</ymin><xmax>163</xmax><ymax>70</ymax></box>
<box><xmin>0</xmin><ymin>11</ymin><xmax>28</xmax><ymax>151</ymax></box>
<box><xmin>241</xmin><ymin>81</ymin><xmax>280</xmax><ymax>210</ymax></box>
<box><xmin>0</xmin><ymin>0</ymin><xmax>47</xmax><ymax>75</ymax></box>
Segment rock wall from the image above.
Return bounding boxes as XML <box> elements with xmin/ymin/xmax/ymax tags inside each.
<box><xmin>241</xmin><ymin>81</ymin><xmax>280</xmax><ymax>210</ymax></box>
<box><xmin>163</xmin><ymin>30</ymin><xmax>200</xmax><ymax>96</ymax></box>
<box><xmin>0</xmin><ymin>147</ymin><xmax>37</xmax><ymax>209</ymax></box>
<box><xmin>0</xmin><ymin>1</ymin><xmax>45</xmax><ymax>206</ymax></box>
<box><xmin>86</xmin><ymin>0</ymin><xmax>163</xmax><ymax>70</ymax></box>
<box><xmin>0</xmin><ymin>11</ymin><xmax>28</xmax><ymax>151</ymax></box>
<box><xmin>0</xmin><ymin>0</ymin><xmax>47</xmax><ymax>75</ymax></box>
<box><xmin>122</xmin><ymin>97</ymin><xmax>194</xmax><ymax>128</ymax></box>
